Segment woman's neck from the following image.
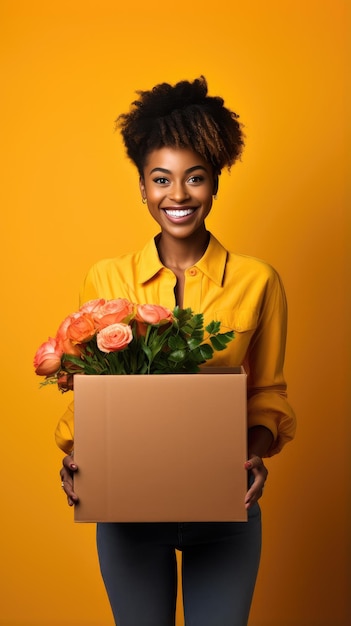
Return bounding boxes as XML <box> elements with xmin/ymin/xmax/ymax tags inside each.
<box><xmin>156</xmin><ymin>229</ymin><xmax>210</xmax><ymax>271</ymax></box>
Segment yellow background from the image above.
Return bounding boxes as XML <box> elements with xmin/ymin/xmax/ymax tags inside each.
<box><xmin>1</xmin><ymin>1</ymin><xmax>349</xmax><ymax>625</ymax></box>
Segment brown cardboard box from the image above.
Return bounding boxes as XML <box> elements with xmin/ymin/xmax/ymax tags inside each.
<box><xmin>74</xmin><ymin>368</ymin><xmax>247</xmax><ymax>522</ymax></box>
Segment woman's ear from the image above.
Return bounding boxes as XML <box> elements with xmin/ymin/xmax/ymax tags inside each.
<box><xmin>213</xmin><ymin>174</ymin><xmax>219</xmax><ymax>197</ymax></box>
<box><xmin>139</xmin><ymin>177</ymin><xmax>146</xmax><ymax>202</ymax></box>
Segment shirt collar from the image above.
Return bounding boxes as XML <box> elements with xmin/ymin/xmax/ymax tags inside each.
<box><xmin>137</xmin><ymin>236</ymin><xmax>164</xmax><ymax>284</ymax></box>
<box><xmin>196</xmin><ymin>234</ymin><xmax>228</xmax><ymax>286</ymax></box>
<box><xmin>137</xmin><ymin>233</ymin><xmax>228</xmax><ymax>287</ymax></box>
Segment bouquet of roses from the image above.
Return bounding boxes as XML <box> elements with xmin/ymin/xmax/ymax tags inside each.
<box><xmin>34</xmin><ymin>298</ymin><xmax>234</xmax><ymax>392</ymax></box>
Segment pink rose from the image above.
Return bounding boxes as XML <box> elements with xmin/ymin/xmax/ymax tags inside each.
<box><xmin>93</xmin><ymin>298</ymin><xmax>135</xmax><ymax>330</ymax></box>
<box><xmin>34</xmin><ymin>337</ymin><xmax>62</xmax><ymax>376</ymax></box>
<box><xmin>96</xmin><ymin>323</ymin><xmax>133</xmax><ymax>353</ymax></box>
<box><xmin>66</xmin><ymin>312</ymin><xmax>96</xmax><ymax>344</ymax></box>
<box><xmin>136</xmin><ymin>304</ymin><xmax>173</xmax><ymax>325</ymax></box>
<box><xmin>79</xmin><ymin>298</ymin><xmax>106</xmax><ymax>313</ymax></box>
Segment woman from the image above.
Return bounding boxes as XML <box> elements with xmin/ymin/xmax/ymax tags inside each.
<box><xmin>58</xmin><ymin>76</ymin><xmax>296</xmax><ymax>626</ymax></box>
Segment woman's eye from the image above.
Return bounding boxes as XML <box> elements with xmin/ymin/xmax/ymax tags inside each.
<box><xmin>188</xmin><ymin>175</ymin><xmax>204</xmax><ymax>184</ymax></box>
<box><xmin>153</xmin><ymin>177</ymin><xmax>169</xmax><ymax>184</ymax></box>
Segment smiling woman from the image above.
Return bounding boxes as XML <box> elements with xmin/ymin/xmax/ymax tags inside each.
<box><xmin>140</xmin><ymin>147</ymin><xmax>215</xmax><ymax>279</ymax></box>
<box><xmin>57</xmin><ymin>76</ymin><xmax>296</xmax><ymax>626</ymax></box>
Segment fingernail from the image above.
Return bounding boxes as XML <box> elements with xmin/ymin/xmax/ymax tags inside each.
<box><xmin>244</xmin><ymin>461</ymin><xmax>252</xmax><ymax>469</ymax></box>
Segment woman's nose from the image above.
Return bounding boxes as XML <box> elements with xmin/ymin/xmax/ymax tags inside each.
<box><xmin>169</xmin><ymin>182</ymin><xmax>190</xmax><ymax>202</ymax></box>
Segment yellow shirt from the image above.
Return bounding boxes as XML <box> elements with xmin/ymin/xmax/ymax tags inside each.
<box><xmin>55</xmin><ymin>233</ymin><xmax>296</xmax><ymax>457</ymax></box>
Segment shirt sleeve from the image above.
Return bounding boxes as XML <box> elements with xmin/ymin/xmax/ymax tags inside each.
<box><xmin>55</xmin><ymin>400</ymin><xmax>74</xmax><ymax>454</ymax></box>
<box><xmin>79</xmin><ymin>263</ymin><xmax>103</xmax><ymax>305</ymax></box>
<box><xmin>54</xmin><ymin>268</ymin><xmax>100</xmax><ymax>453</ymax></box>
<box><xmin>245</xmin><ymin>268</ymin><xmax>296</xmax><ymax>456</ymax></box>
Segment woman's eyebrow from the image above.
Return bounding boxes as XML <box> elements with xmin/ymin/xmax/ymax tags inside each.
<box><xmin>149</xmin><ymin>165</ymin><xmax>208</xmax><ymax>175</ymax></box>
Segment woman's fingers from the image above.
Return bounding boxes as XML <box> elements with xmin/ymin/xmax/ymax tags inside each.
<box><xmin>244</xmin><ymin>455</ymin><xmax>268</xmax><ymax>510</ymax></box>
<box><xmin>60</xmin><ymin>455</ymin><xmax>79</xmax><ymax>506</ymax></box>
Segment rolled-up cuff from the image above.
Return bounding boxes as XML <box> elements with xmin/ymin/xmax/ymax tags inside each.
<box><xmin>247</xmin><ymin>391</ymin><xmax>296</xmax><ymax>457</ymax></box>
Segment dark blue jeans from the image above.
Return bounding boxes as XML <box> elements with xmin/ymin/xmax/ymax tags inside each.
<box><xmin>96</xmin><ymin>503</ymin><xmax>261</xmax><ymax>626</ymax></box>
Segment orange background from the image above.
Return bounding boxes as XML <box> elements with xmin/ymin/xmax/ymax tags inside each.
<box><xmin>1</xmin><ymin>1</ymin><xmax>349</xmax><ymax>625</ymax></box>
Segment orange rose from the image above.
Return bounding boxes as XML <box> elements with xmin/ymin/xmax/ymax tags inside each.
<box><xmin>96</xmin><ymin>323</ymin><xmax>133</xmax><ymax>353</ymax></box>
<box><xmin>136</xmin><ymin>304</ymin><xmax>173</xmax><ymax>325</ymax></box>
<box><xmin>56</xmin><ymin>315</ymin><xmax>80</xmax><ymax>355</ymax></box>
<box><xmin>34</xmin><ymin>337</ymin><xmax>62</xmax><ymax>376</ymax></box>
<box><xmin>93</xmin><ymin>298</ymin><xmax>135</xmax><ymax>330</ymax></box>
<box><xmin>66</xmin><ymin>312</ymin><xmax>96</xmax><ymax>344</ymax></box>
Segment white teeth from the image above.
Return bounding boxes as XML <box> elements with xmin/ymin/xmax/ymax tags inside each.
<box><xmin>165</xmin><ymin>209</ymin><xmax>194</xmax><ymax>218</ymax></box>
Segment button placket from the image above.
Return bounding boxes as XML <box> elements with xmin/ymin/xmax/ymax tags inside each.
<box><xmin>183</xmin><ymin>268</ymin><xmax>201</xmax><ymax>312</ymax></box>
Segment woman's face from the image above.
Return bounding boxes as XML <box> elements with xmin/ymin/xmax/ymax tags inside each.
<box><xmin>140</xmin><ymin>147</ymin><xmax>217</xmax><ymax>241</ymax></box>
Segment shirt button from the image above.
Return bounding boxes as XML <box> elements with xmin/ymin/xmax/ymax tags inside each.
<box><xmin>188</xmin><ymin>268</ymin><xmax>197</xmax><ymax>276</ymax></box>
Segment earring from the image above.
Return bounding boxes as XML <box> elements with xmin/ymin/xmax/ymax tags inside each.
<box><xmin>142</xmin><ymin>197</ymin><xmax>147</xmax><ymax>204</ymax></box>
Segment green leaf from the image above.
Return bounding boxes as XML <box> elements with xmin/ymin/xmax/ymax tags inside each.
<box><xmin>221</xmin><ymin>330</ymin><xmax>235</xmax><ymax>340</ymax></box>
<box><xmin>187</xmin><ymin>337</ymin><xmax>202</xmax><ymax>350</ymax></box>
<box><xmin>141</xmin><ymin>344</ymin><xmax>153</xmax><ymax>362</ymax></box>
<box><xmin>205</xmin><ymin>320</ymin><xmax>221</xmax><ymax>334</ymax></box>
<box><xmin>173</xmin><ymin>307</ymin><xmax>193</xmax><ymax>324</ymax></box>
<box><xmin>198</xmin><ymin>344</ymin><xmax>214</xmax><ymax>360</ymax></box>
<box><xmin>138</xmin><ymin>362</ymin><xmax>149</xmax><ymax>374</ymax></box>
<box><xmin>172</xmin><ymin>305</ymin><xmax>181</xmax><ymax>319</ymax></box>
<box><xmin>168</xmin><ymin>335</ymin><xmax>187</xmax><ymax>350</ymax></box>
<box><xmin>210</xmin><ymin>335</ymin><xmax>228</xmax><ymax>351</ymax></box>
<box><xmin>168</xmin><ymin>349</ymin><xmax>187</xmax><ymax>363</ymax></box>
<box><xmin>190</xmin><ymin>313</ymin><xmax>204</xmax><ymax>327</ymax></box>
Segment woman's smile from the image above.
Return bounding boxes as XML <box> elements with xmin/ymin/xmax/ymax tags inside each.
<box><xmin>163</xmin><ymin>206</ymin><xmax>197</xmax><ymax>220</ymax></box>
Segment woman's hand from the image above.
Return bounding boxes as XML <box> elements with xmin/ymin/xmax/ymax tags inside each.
<box><xmin>60</xmin><ymin>454</ymin><xmax>79</xmax><ymax>506</ymax></box>
<box><xmin>244</xmin><ymin>455</ymin><xmax>268</xmax><ymax>510</ymax></box>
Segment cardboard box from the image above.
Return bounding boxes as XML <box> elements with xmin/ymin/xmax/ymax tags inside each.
<box><xmin>74</xmin><ymin>368</ymin><xmax>247</xmax><ymax>523</ymax></box>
